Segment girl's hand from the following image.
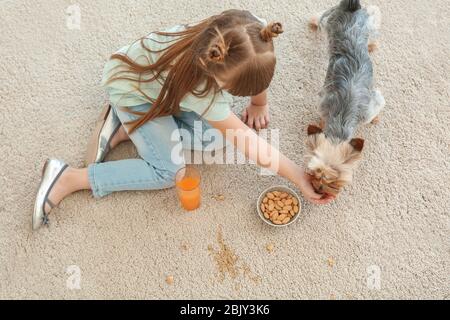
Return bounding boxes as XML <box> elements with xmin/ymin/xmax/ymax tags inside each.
<box><xmin>296</xmin><ymin>170</ymin><xmax>335</xmax><ymax>205</ymax></box>
<box><xmin>241</xmin><ymin>103</ymin><xmax>270</xmax><ymax>131</ymax></box>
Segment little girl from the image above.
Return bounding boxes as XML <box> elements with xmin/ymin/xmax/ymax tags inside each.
<box><xmin>33</xmin><ymin>9</ymin><xmax>334</xmax><ymax>230</ymax></box>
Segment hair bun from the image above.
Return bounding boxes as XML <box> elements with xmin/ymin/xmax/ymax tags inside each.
<box><xmin>207</xmin><ymin>27</ymin><xmax>228</xmax><ymax>63</ymax></box>
<box><xmin>260</xmin><ymin>22</ymin><xmax>284</xmax><ymax>42</ymax></box>
<box><xmin>208</xmin><ymin>44</ymin><xmax>226</xmax><ymax>62</ymax></box>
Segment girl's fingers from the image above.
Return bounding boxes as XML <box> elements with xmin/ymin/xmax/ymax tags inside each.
<box><xmin>310</xmin><ymin>194</ymin><xmax>335</xmax><ymax>205</ymax></box>
<box><xmin>247</xmin><ymin>116</ymin><xmax>255</xmax><ymax>129</ymax></box>
<box><xmin>301</xmin><ymin>182</ymin><xmax>323</xmax><ymax>200</ymax></box>
<box><xmin>241</xmin><ymin>109</ymin><xmax>248</xmax><ymax>122</ymax></box>
<box><xmin>254</xmin><ymin>118</ymin><xmax>262</xmax><ymax>131</ymax></box>
<box><xmin>259</xmin><ymin>117</ymin><xmax>267</xmax><ymax>129</ymax></box>
<box><xmin>264</xmin><ymin>115</ymin><xmax>270</xmax><ymax>127</ymax></box>
<box><xmin>301</xmin><ymin>183</ymin><xmax>335</xmax><ymax>204</ymax></box>
<box><xmin>299</xmin><ymin>169</ymin><xmax>336</xmax><ymax>205</ymax></box>
<box><xmin>308</xmin><ymin>192</ymin><xmax>323</xmax><ymax>201</ymax></box>
<box><xmin>310</xmin><ymin>198</ymin><xmax>331</xmax><ymax>205</ymax></box>
<box><xmin>306</xmin><ymin>193</ymin><xmax>329</xmax><ymax>204</ymax></box>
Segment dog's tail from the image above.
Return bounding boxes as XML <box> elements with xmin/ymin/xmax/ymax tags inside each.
<box><xmin>339</xmin><ymin>0</ymin><xmax>361</xmax><ymax>12</ymax></box>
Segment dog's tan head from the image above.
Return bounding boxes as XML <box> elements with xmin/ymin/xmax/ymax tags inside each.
<box><xmin>305</xmin><ymin>125</ymin><xmax>364</xmax><ymax>196</ymax></box>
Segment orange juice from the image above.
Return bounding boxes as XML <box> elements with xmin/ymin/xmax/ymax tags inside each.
<box><xmin>175</xmin><ymin>168</ymin><xmax>201</xmax><ymax>211</ymax></box>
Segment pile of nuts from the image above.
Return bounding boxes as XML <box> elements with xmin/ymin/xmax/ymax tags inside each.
<box><xmin>260</xmin><ymin>190</ymin><xmax>300</xmax><ymax>225</ymax></box>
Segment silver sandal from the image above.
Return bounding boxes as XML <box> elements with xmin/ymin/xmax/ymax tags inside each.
<box><xmin>32</xmin><ymin>159</ymin><xmax>69</xmax><ymax>230</ymax></box>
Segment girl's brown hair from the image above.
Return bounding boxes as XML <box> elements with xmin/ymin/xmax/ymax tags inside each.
<box><xmin>107</xmin><ymin>9</ymin><xmax>283</xmax><ymax>133</ymax></box>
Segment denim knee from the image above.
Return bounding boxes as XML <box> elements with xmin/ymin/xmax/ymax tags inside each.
<box><xmin>152</xmin><ymin>163</ymin><xmax>183</xmax><ymax>188</ymax></box>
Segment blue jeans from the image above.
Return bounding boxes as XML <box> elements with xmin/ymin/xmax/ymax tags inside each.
<box><xmin>87</xmin><ymin>103</ymin><xmax>223</xmax><ymax>198</ymax></box>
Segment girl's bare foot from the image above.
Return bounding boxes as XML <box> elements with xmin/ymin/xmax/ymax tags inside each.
<box><xmin>44</xmin><ymin>167</ymin><xmax>90</xmax><ymax>214</ymax></box>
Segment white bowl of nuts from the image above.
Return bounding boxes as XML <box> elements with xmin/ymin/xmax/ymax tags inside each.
<box><xmin>257</xmin><ymin>186</ymin><xmax>302</xmax><ymax>227</ymax></box>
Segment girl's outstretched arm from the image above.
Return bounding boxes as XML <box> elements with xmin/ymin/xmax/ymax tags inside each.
<box><xmin>209</xmin><ymin>113</ymin><xmax>335</xmax><ymax>205</ymax></box>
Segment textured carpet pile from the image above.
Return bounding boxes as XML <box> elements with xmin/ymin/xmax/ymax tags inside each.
<box><xmin>0</xmin><ymin>0</ymin><xmax>448</xmax><ymax>299</ymax></box>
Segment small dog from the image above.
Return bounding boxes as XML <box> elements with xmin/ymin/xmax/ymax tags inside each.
<box><xmin>306</xmin><ymin>0</ymin><xmax>385</xmax><ymax>196</ymax></box>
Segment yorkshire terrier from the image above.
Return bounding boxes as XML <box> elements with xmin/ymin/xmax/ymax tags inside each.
<box><xmin>306</xmin><ymin>0</ymin><xmax>385</xmax><ymax>197</ymax></box>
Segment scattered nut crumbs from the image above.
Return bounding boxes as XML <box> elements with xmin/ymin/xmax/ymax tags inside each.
<box><xmin>166</xmin><ymin>275</ymin><xmax>174</xmax><ymax>285</ymax></box>
<box><xmin>327</xmin><ymin>258</ymin><xmax>335</xmax><ymax>267</ymax></box>
<box><xmin>212</xmin><ymin>194</ymin><xmax>225</xmax><ymax>201</ymax></box>
<box><xmin>208</xmin><ymin>228</ymin><xmax>239</xmax><ymax>281</ymax></box>
<box><xmin>208</xmin><ymin>227</ymin><xmax>260</xmax><ymax>284</ymax></box>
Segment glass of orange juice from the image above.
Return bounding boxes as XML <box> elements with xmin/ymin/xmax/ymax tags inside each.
<box><xmin>175</xmin><ymin>166</ymin><xmax>201</xmax><ymax>211</ymax></box>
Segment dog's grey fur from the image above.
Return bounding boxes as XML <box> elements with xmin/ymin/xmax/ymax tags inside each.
<box><xmin>317</xmin><ymin>0</ymin><xmax>384</xmax><ymax>142</ymax></box>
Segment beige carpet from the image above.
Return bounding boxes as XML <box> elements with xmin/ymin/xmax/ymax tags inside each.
<box><xmin>1</xmin><ymin>0</ymin><xmax>449</xmax><ymax>299</ymax></box>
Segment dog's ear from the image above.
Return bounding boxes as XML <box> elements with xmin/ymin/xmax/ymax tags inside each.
<box><xmin>307</xmin><ymin>125</ymin><xmax>323</xmax><ymax>136</ymax></box>
<box><xmin>350</xmin><ymin>138</ymin><xmax>365</xmax><ymax>152</ymax></box>
<box><xmin>344</xmin><ymin>138</ymin><xmax>365</xmax><ymax>165</ymax></box>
